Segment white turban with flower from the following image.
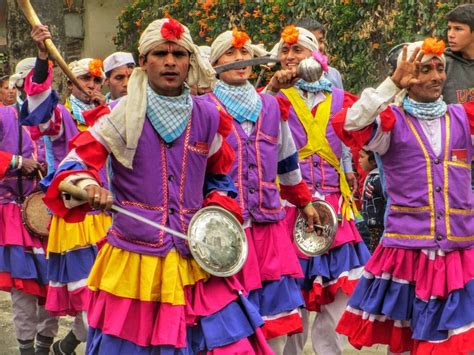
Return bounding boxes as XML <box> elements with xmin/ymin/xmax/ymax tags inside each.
<box><xmin>209</xmin><ymin>29</ymin><xmax>268</xmax><ymax>64</ymax></box>
<box><xmin>275</xmin><ymin>25</ymin><xmax>319</xmax><ymax>54</ymax></box>
<box><xmin>68</xmin><ymin>58</ymin><xmax>105</xmax><ymax>79</ymax></box>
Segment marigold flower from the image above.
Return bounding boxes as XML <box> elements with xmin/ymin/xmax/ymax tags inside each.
<box><xmin>421</xmin><ymin>37</ymin><xmax>445</xmax><ymax>56</ymax></box>
<box><xmin>161</xmin><ymin>18</ymin><xmax>185</xmax><ymax>40</ymax></box>
<box><xmin>88</xmin><ymin>59</ymin><xmax>104</xmax><ymax>78</ymax></box>
<box><xmin>281</xmin><ymin>25</ymin><xmax>299</xmax><ymax>45</ymax></box>
<box><xmin>232</xmin><ymin>28</ymin><xmax>250</xmax><ymax>49</ymax></box>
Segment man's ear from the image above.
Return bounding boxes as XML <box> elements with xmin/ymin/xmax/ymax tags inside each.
<box><xmin>138</xmin><ymin>54</ymin><xmax>147</xmax><ymax>69</ymax></box>
<box><xmin>67</xmin><ymin>80</ymin><xmax>73</xmax><ymax>90</ymax></box>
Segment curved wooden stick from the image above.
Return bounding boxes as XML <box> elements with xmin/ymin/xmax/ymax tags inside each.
<box><xmin>16</xmin><ymin>0</ymin><xmax>91</xmax><ymax>97</ymax></box>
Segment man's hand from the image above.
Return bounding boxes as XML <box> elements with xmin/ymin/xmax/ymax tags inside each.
<box><xmin>89</xmin><ymin>90</ymin><xmax>107</xmax><ymax>107</ymax></box>
<box><xmin>84</xmin><ymin>185</ymin><xmax>113</xmax><ymax>211</ymax></box>
<box><xmin>31</xmin><ymin>25</ymin><xmax>51</xmax><ymax>60</ymax></box>
<box><xmin>20</xmin><ymin>158</ymin><xmax>41</xmax><ymax>176</ymax></box>
<box><xmin>345</xmin><ymin>172</ymin><xmax>358</xmax><ymax>194</ymax></box>
<box><xmin>391</xmin><ymin>45</ymin><xmax>424</xmax><ymax>89</ymax></box>
<box><xmin>267</xmin><ymin>68</ymin><xmax>299</xmax><ymax>93</ymax></box>
<box><xmin>302</xmin><ymin>203</ymin><xmax>321</xmax><ymax>233</ymax></box>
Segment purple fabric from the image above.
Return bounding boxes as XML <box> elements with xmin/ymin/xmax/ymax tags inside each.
<box><xmin>279</xmin><ymin>88</ymin><xmax>345</xmax><ymax>195</ymax></box>
<box><xmin>107</xmin><ymin>97</ymin><xmax>221</xmax><ymax>257</ymax></box>
<box><xmin>381</xmin><ymin>105</ymin><xmax>474</xmax><ymax>250</ymax></box>
<box><xmin>47</xmin><ymin>246</ymin><xmax>98</xmax><ymax>283</ymax></box>
<box><xmin>0</xmin><ymin>246</ymin><xmax>48</xmax><ymax>284</ymax></box>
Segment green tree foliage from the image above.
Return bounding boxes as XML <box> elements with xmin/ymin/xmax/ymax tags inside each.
<box><xmin>115</xmin><ymin>0</ymin><xmax>463</xmax><ymax>93</ymax></box>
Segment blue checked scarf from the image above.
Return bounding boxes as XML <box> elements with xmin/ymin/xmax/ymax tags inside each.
<box><xmin>68</xmin><ymin>95</ymin><xmax>95</xmax><ymax>126</ymax></box>
<box><xmin>295</xmin><ymin>77</ymin><xmax>333</xmax><ymax>93</ymax></box>
<box><xmin>402</xmin><ymin>95</ymin><xmax>447</xmax><ymax>121</ymax></box>
<box><xmin>213</xmin><ymin>80</ymin><xmax>262</xmax><ymax>123</ymax></box>
<box><xmin>146</xmin><ymin>84</ymin><xmax>193</xmax><ymax>143</ymax></box>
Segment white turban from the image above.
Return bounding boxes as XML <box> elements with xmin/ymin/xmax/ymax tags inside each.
<box><xmin>397</xmin><ymin>40</ymin><xmax>446</xmax><ymax>67</ymax></box>
<box><xmin>276</xmin><ymin>26</ymin><xmax>319</xmax><ymax>54</ymax></box>
<box><xmin>209</xmin><ymin>30</ymin><xmax>268</xmax><ymax>64</ymax></box>
<box><xmin>9</xmin><ymin>57</ymin><xmax>36</xmax><ymax>89</ymax></box>
<box><xmin>68</xmin><ymin>58</ymin><xmax>105</xmax><ymax>79</ymax></box>
<box><xmin>199</xmin><ymin>46</ymin><xmax>211</xmax><ymax>63</ymax></box>
<box><xmin>103</xmin><ymin>52</ymin><xmax>135</xmax><ymax>74</ymax></box>
<box><xmin>98</xmin><ymin>18</ymin><xmax>215</xmax><ymax>168</ymax></box>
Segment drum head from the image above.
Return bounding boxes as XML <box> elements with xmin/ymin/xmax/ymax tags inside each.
<box><xmin>188</xmin><ymin>206</ymin><xmax>248</xmax><ymax>277</ymax></box>
<box><xmin>294</xmin><ymin>200</ymin><xmax>338</xmax><ymax>257</ymax></box>
<box><xmin>21</xmin><ymin>192</ymin><xmax>51</xmax><ymax>238</ymax></box>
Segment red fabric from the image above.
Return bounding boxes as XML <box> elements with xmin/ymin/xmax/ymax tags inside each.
<box><xmin>332</xmin><ymin>108</ymin><xmax>374</xmax><ymax>150</ymax></box>
<box><xmin>69</xmin><ymin>131</ymin><xmax>108</xmax><ymax>171</ymax></box>
<box><xmin>217</xmin><ymin>109</ymin><xmax>233</xmax><ymax>137</ymax></box>
<box><xmin>261</xmin><ymin>312</ymin><xmax>303</xmax><ymax>339</ymax></box>
<box><xmin>275</xmin><ymin>96</ymin><xmax>290</xmax><ymax>121</ymax></box>
<box><xmin>342</xmin><ymin>91</ymin><xmax>358</xmax><ymax>108</ymax></box>
<box><xmin>336</xmin><ymin>310</ymin><xmax>413</xmax><ymax>353</ymax></box>
<box><xmin>207</xmin><ymin>139</ymin><xmax>235</xmax><ymax>175</ymax></box>
<box><xmin>204</xmin><ymin>191</ymin><xmax>243</xmax><ymax>224</ymax></box>
<box><xmin>0</xmin><ymin>272</ymin><xmax>47</xmax><ymax>298</ymax></box>
<box><xmin>413</xmin><ymin>326</ymin><xmax>474</xmax><ymax>355</ymax></box>
<box><xmin>280</xmin><ymin>180</ymin><xmax>312</xmax><ymax>208</ymax></box>
<box><xmin>0</xmin><ymin>151</ymin><xmax>12</xmax><ymax>179</ymax></box>
<box><xmin>82</xmin><ymin>104</ymin><xmax>111</xmax><ymax>127</ymax></box>
<box><xmin>380</xmin><ymin>107</ymin><xmax>397</xmax><ymax>132</ymax></box>
<box><xmin>43</xmin><ymin>169</ymin><xmax>101</xmax><ymax>222</ymax></box>
<box><xmin>303</xmin><ymin>276</ymin><xmax>358</xmax><ymax>312</ymax></box>
<box><xmin>463</xmin><ymin>101</ymin><xmax>474</xmax><ymax>135</ymax></box>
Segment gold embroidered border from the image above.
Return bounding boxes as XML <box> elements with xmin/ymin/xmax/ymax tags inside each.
<box><xmin>384</xmin><ymin>233</ymin><xmax>433</xmax><ymax>240</ymax></box>
<box><xmin>390</xmin><ymin>205</ymin><xmax>431</xmax><ymax>212</ymax></box>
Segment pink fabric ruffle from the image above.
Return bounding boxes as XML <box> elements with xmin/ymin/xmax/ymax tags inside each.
<box><xmin>45</xmin><ymin>284</ymin><xmax>91</xmax><ymax>316</ymax></box>
<box><xmin>0</xmin><ymin>204</ymin><xmax>46</xmax><ymax>248</ymax></box>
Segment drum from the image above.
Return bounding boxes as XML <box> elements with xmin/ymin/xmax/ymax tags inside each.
<box><xmin>293</xmin><ymin>200</ymin><xmax>338</xmax><ymax>256</ymax></box>
<box><xmin>188</xmin><ymin>206</ymin><xmax>248</xmax><ymax>277</ymax></box>
<box><xmin>21</xmin><ymin>191</ymin><xmax>51</xmax><ymax>238</ymax></box>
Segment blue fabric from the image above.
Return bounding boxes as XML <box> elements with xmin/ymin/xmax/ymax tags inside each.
<box><xmin>402</xmin><ymin>95</ymin><xmax>447</xmax><ymax>121</ymax></box>
<box><xmin>248</xmin><ymin>276</ymin><xmax>304</xmax><ymax>317</ymax></box>
<box><xmin>19</xmin><ymin>90</ymin><xmax>59</xmax><ymax>126</ymax></box>
<box><xmin>348</xmin><ymin>273</ymin><xmax>474</xmax><ymax>342</ymax></box>
<box><xmin>40</xmin><ymin>161</ymin><xmax>86</xmax><ymax>191</ymax></box>
<box><xmin>147</xmin><ymin>85</ymin><xmax>193</xmax><ymax>143</ymax></box>
<box><xmin>298</xmin><ymin>242</ymin><xmax>370</xmax><ymax>290</ymax></box>
<box><xmin>0</xmin><ymin>246</ymin><xmax>48</xmax><ymax>284</ymax></box>
<box><xmin>69</xmin><ymin>95</ymin><xmax>95</xmax><ymax>126</ymax></box>
<box><xmin>43</xmin><ymin>136</ymin><xmax>55</xmax><ymax>176</ymax></box>
<box><xmin>294</xmin><ymin>77</ymin><xmax>333</xmax><ymax>93</ymax></box>
<box><xmin>277</xmin><ymin>151</ymin><xmax>299</xmax><ymax>175</ymax></box>
<box><xmin>201</xmin><ymin>294</ymin><xmax>263</xmax><ymax>349</ymax></box>
<box><xmin>203</xmin><ymin>174</ymin><xmax>237</xmax><ymax>198</ymax></box>
<box><xmin>47</xmin><ymin>246</ymin><xmax>98</xmax><ymax>283</ymax></box>
<box><xmin>87</xmin><ymin>294</ymin><xmax>264</xmax><ymax>353</ymax></box>
<box><xmin>213</xmin><ymin>80</ymin><xmax>262</xmax><ymax>124</ymax></box>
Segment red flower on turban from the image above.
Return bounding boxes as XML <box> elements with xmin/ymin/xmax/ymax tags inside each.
<box><xmin>88</xmin><ymin>59</ymin><xmax>104</xmax><ymax>78</ymax></box>
<box><xmin>232</xmin><ymin>29</ymin><xmax>250</xmax><ymax>49</ymax></box>
<box><xmin>281</xmin><ymin>25</ymin><xmax>299</xmax><ymax>45</ymax></box>
<box><xmin>421</xmin><ymin>37</ymin><xmax>445</xmax><ymax>57</ymax></box>
<box><xmin>161</xmin><ymin>18</ymin><xmax>185</xmax><ymax>40</ymax></box>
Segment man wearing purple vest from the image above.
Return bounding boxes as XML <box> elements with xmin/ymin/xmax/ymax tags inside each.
<box><xmin>42</xmin><ymin>18</ymin><xmax>273</xmax><ymax>354</ymax></box>
<box><xmin>206</xmin><ymin>29</ymin><xmax>318</xmax><ymax>354</ymax></box>
<box><xmin>264</xmin><ymin>25</ymin><xmax>370</xmax><ymax>355</ymax></box>
<box><xmin>333</xmin><ymin>38</ymin><xmax>474</xmax><ymax>354</ymax></box>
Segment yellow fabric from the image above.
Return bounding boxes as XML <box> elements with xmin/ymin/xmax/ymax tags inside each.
<box><xmin>87</xmin><ymin>243</ymin><xmax>209</xmax><ymax>304</ymax></box>
<box><xmin>281</xmin><ymin>87</ymin><xmax>358</xmax><ymax>220</ymax></box>
<box><xmin>64</xmin><ymin>98</ymin><xmax>87</xmax><ymax>132</ymax></box>
<box><xmin>47</xmin><ymin>213</ymin><xmax>111</xmax><ymax>254</ymax></box>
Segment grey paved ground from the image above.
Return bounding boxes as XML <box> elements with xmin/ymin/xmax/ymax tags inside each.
<box><xmin>0</xmin><ymin>292</ymin><xmax>385</xmax><ymax>354</ymax></box>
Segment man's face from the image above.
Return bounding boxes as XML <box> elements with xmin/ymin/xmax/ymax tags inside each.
<box><xmin>447</xmin><ymin>21</ymin><xmax>474</xmax><ymax>53</ymax></box>
<box><xmin>312</xmin><ymin>29</ymin><xmax>326</xmax><ymax>55</ymax></box>
<box><xmin>215</xmin><ymin>46</ymin><xmax>252</xmax><ymax>86</ymax></box>
<box><xmin>407</xmin><ymin>58</ymin><xmax>446</xmax><ymax>103</ymax></box>
<box><xmin>139</xmin><ymin>42</ymin><xmax>190</xmax><ymax>96</ymax></box>
<box><xmin>279</xmin><ymin>43</ymin><xmax>313</xmax><ymax>71</ymax></box>
<box><xmin>105</xmin><ymin>65</ymin><xmax>134</xmax><ymax>99</ymax></box>
<box><xmin>0</xmin><ymin>81</ymin><xmax>17</xmax><ymax>106</ymax></box>
<box><xmin>69</xmin><ymin>73</ymin><xmax>103</xmax><ymax>103</ymax></box>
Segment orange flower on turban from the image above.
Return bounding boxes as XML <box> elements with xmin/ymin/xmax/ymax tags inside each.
<box><xmin>88</xmin><ymin>59</ymin><xmax>104</xmax><ymax>78</ymax></box>
<box><xmin>232</xmin><ymin>28</ymin><xmax>250</xmax><ymax>49</ymax></box>
<box><xmin>281</xmin><ymin>25</ymin><xmax>299</xmax><ymax>45</ymax></box>
<box><xmin>421</xmin><ymin>37</ymin><xmax>445</xmax><ymax>57</ymax></box>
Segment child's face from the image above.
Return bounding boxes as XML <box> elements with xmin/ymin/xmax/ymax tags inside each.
<box><xmin>447</xmin><ymin>21</ymin><xmax>474</xmax><ymax>54</ymax></box>
<box><xmin>359</xmin><ymin>150</ymin><xmax>375</xmax><ymax>172</ymax></box>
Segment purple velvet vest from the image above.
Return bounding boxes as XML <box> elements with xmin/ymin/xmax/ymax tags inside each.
<box><xmin>280</xmin><ymin>88</ymin><xmax>345</xmax><ymax>195</ymax></box>
<box><xmin>382</xmin><ymin>105</ymin><xmax>474</xmax><ymax>251</ymax></box>
<box><xmin>207</xmin><ymin>93</ymin><xmax>285</xmax><ymax>223</ymax></box>
<box><xmin>0</xmin><ymin>106</ymin><xmax>37</xmax><ymax>203</ymax></box>
<box><xmin>107</xmin><ymin>97</ymin><xmax>220</xmax><ymax>257</ymax></box>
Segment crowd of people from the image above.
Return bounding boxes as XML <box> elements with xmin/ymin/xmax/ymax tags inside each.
<box><xmin>0</xmin><ymin>3</ymin><xmax>473</xmax><ymax>355</ymax></box>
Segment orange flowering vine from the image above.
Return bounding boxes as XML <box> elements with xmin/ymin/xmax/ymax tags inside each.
<box><xmin>88</xmin><ymin>59</ymin><xmax>104</xmax><ymax>78</ymax></box>
<box><xmin>281</xmin><ymin>25</ymin><xmax>299</xmax><ymax>45</ymax></box>
<box><xmin>421</xmin><ymin>37</ymin><xmax>445</xmax><ymax>56</ymax></box>
<box><xmin>232</xmin><ymin>29</ymin><xmax>250</xmax><ymax>49</ymax></box>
